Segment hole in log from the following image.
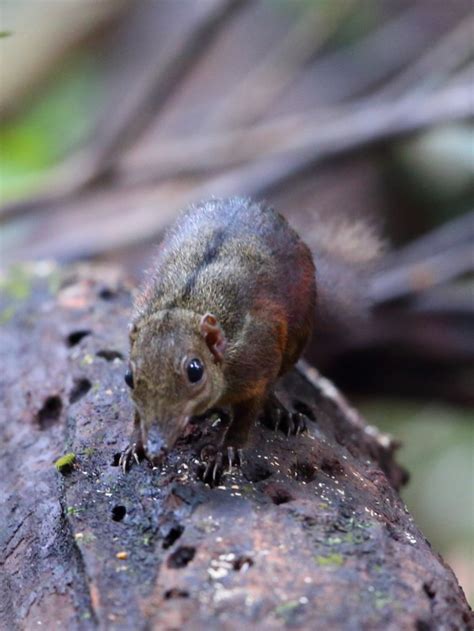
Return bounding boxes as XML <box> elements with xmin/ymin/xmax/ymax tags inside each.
<box><xmin>233</xmin><ymin>556</ymin><xmax>254</xmax><ymax>571</ymax></box>
<box><xmin>98</xmin><ymin>287</ymin><xmax>116</xmax><ymax>300</ymax></box>
<box><xmin>37</xmin><ymin>396</ymin><xmax>62</xmax><ymax>429</ymax></box>
<box><xmin>415</xmin><ymin>620</ymin><xmax>431</xmax><ymax>631</ymax></box>
<box><xmin>292</xmin><ymin>399</ymin><xmax>315</xmax><ymax>421</ymax></box>
<box><xmin>320</xmin><ymin>457</ymin><xmax>345</xmax><ymax>477</ymax></box>
<box><xmin>162</xmin><ymin>524</ymin><xmax>184</xmax><ymax>549</ymax></box>
<box><xmin>423</xmin><ymin>582</ymin><xmax>436</xmax><ymax>600</ymax></box>
<box><xmin>67</xmin><ymin>330</ymin><xmax>91</xmax><ymax>347</ymax></box>
<box><xmin>265</xmin><ymin>484</ymin><xmax>294</xmax><ymax>505</ymax></box>
<box><xmin>164</xmin><ymin>588</ymin><xmax>189</xmax><ymax>600</ymax></box>
<box><xmin>291</xmin><ymin>460</ymin><xmax>317</xmax><ymax>482</ymax></box>
<box><xmin>385</xmin><ymin>523</ymin><xmax>401</xmax><ymax>542</ymax></box>
<box><xmin>111</xmin><ymin>453</ymin><xmax>121</xmax><ymax>466</ymax></box>
<box><xmin>167</xmin><ymin>546</ymin><xmax>196</xmax><ymax>569</ymax></box>
<box><xmin>69</xmin><ymin>378</ymin><xmax>91</xmax><ymax>404</ymax></box>
<box><xmin>96</xmin><ymin>349</ymin><xmax>124</xmax><ymax>362</ymax></box>
<box><xmin>111</xmin><ymin>505</ymin><xmax>126</xmax><ymax>521</ymax></box>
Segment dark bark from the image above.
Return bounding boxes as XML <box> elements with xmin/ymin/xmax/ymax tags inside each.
<box><xmin>0</xmin><ymin>264</ymin><xmax>471</xmax><ymax>630</ymax></box>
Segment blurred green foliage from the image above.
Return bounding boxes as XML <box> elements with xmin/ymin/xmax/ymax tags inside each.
<box><xmin>0</xmin><ymin>54</ymin><xmax>101</xmax><ymax>202</ymax></box>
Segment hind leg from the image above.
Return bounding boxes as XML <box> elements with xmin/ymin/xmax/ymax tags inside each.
<box><xmin>263</xmin><ymin>391</ymin><xmax>310</xmax><ymax>436</ymax></box>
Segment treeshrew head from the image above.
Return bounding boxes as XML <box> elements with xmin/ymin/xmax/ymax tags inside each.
<box><xmin>125</xmin><ymin>309</ymin><xmax>226</xmax><ymax>454</ymax></box>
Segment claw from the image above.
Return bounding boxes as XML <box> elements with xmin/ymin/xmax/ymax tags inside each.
<box><xmin>236</xmin><ymin>448</ymin><xmax>245</xmax><ymax>467</ymax></box>
<box><xmin>264</xmin><ymin>394</ymin><xmax>312</xmax><ymax>437</ymax></box>
<box><xmin>202</xmin><ymin>460</ymin><xmax>214</xmax><ymax>483</ymax></box>
<box><xmin>119</xmin><ymin>443</ymin><xmax>136</xmax><ymax>473</ymax></box>
<box><xmin>119</xmin><ymin>442</ymin><xmax>146</xmax><ymax>472</ymax></box>
<box><xmin>227</xmin><ymin>446</ymin><xmax>235</xmax><ymax>472</ymax></box>
<box><xmin>274</xmin><ymin>408</ymin><xmax>281</xmax><ymax>433</ymax></box>
<box><xmin>213</xmin><ymin>452</ymin><xmax>223</xmax><ymax>483</ymax></box>
<box><xmin>200</xmin><ymin>450</ymin><xmax>224</xmax><ymax>486</ymax></box>
<box><xmin>199</xmin><ymin>444</ymin><xmax>245</xmax><ymax>485</ymax></box>
<box><xmin>293</xmin><ymin>412</ymin><xmax>307</xmax><ymax>435</ymax></box>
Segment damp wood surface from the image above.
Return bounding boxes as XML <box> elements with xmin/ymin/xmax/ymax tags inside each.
<box><xmin>0</xmin><ymin>263</ymin><xmax>472</xmax><ymax>631</ymax></box>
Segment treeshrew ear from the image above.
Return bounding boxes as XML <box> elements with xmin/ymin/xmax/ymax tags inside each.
<box><xmin>200</xmin><ymin>313</ymin><xmax>226</xmax><ymax>363</ymax></box>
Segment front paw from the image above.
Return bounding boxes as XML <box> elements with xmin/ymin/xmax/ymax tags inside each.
<box><xmin>198</xmin><ymin>444</ymin><xmax>244</xmax><ymax>486</ymax></box>
<box><xmin>119</xmin><ymin>441</ymin><xmax>146</xmax><ymax>472</ymax></box>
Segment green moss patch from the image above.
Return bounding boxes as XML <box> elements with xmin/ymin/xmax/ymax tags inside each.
<box><xmin>54</xmin><ymin>452</ymin><xmax>76</xmax><ymax>474</ymax></box>
<box><xmin>315</xmin><ymin>553</ymin><xmax>344</xmax><ymax>567</ymax></box>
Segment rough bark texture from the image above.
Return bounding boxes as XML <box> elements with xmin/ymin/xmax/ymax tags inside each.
<box><xmin>0</xmin><ymin>263</ymin><xmax>472</xmax><ymax>631</ymax></box>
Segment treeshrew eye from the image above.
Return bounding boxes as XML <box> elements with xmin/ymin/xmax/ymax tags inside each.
<box><xmin>124</xmin><ymin>369</ymin><xmax>134</xmax><ymax>389</ymax></box>
<box><xmin>186</xmin><ymin>358</ymin><xmax>204</xmax><ymax>383</ymax></box>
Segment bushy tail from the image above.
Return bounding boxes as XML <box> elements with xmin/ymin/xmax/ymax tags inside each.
<box><xmin>309</xmin><ymin>217</ymin><xmax>385</xmax><ymax>337</ymax></box>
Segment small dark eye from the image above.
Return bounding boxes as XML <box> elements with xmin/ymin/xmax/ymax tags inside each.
<box><xmin>124</xmin><ymin>369</ymin><xmax>134</xmax><ymax>389</ymax></box>
<box><xmin>186</xmin><ymin>358</ymin><xmax>204</xmax><ymax>383</ymax></box>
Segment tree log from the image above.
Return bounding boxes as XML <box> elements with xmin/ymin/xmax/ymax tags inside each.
<box><xmin>0</xmin><ymin>263</ymin><xmax>471</xmax><ymax>630</ymax></box>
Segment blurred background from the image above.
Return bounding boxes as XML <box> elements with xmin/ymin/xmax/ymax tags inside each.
<box><xmin>0</xmin><ymin>0</ymin><xmax>473</xmax><ymax>603</ymax></box>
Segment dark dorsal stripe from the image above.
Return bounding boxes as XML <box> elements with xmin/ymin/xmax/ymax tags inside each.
<box><xmin>161</xmin><ymin>227</ymin><xmax>226</xmax><ymax>310</ymax></box>
<box><xmin>180</xmin><ymin>228</ymin><xmax>226</xmax><ymax>302</ymax></box>
<box><xmin>160</xmin><ymin>202</ymin><xmax>242</xmax><ymax>311</ymax></box>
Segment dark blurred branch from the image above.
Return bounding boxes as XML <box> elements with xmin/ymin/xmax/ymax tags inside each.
<box><xmin>17</xmin><ymin>84</ymin><xmax>472</xmax><ymax>264</ymax></box>
<box><xmin>409</xmin><ymin>283</ymin><xmax>474</xmax><ymax>318</ymax></box>
<box><xmin>84</xmin><ymin>0</ymin><xmax>247</xmax><ymax>175</ymax></box>
<box><xmin>369</xmin><ymin>242</ymin><xmax>473</xmax><ymax>306</ymax></box>
<box><xmin>208</xmin><ymin>2</ymin><xmax>448</xmax><ymax>128</ymax></box>
<box><xmin>287</xmin><ymin>3</ymin><xmax>460</xmax><ymax>106</ymax></box>
<box><xmin>194</xmin><ymin>83</ymin><xmax>474</xmax><ymax>199</ymax></box>
<box><xmin>0</xmin><ymin>5</ymin><xmax>471</xmax><ymax>229</ymax></box>
<box><xmin>1</xmin><ymin>81</ymin><xmax>471</xmax><ymax>240</ymax></box>
<box><xmin>373</xmin><ymin>14</ymin><xmax>474</xmax><ymax>101</ymax></box>
<box><xmin>207</xmin><ymin>0</ymin><xmax>357</xmax><ymax>128</ymax></box>
<box><xmin>368</xmin><ymin>211</ymin><xmax>474</xmax><ymax>305</ymax></box>
<box><xmin>0</xmin><ymin>0</ymin><xmax>247</xmax><ymax>220</ymax></box>
<box><xmin>450</xmin><ymin>60</ymin><xmax>474</xmax><ymax>87</ymax></box>
<box><xmin>117</xmin><ymin>83</ymin><xmax>473</xmax><ymax>187</ymax></box>
<box><xmin>378</xmin><ymin>210</ymin><xmax>474</xmax><ymax>270</ymax></box>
